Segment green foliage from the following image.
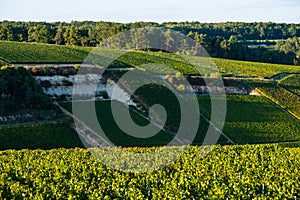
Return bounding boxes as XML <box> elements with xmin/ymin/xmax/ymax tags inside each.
<box><xmin>0</xmin><ymin>144</ymin><xmax>300</xmax><ymax>198</ymax></box>
<box><xmin>63</xmin><ymin>26</ymin><xmax>80</xmax><ymax>46</ymax></box>
<box><xmin>29</xmin><ymin>66</ymin><xmax>77</xmax><ymax>76</ymax></box>
<box><xmin>0</xmin><ymin>66</ymin><xmax>51</xmax><ymax>113</ymax></box>
<box><xmin>73</xmin><ymin>64</ymin><xmax>80</xmax><ymax>71</ymax></box>
<box><xmin>175</xmin><ymin>71</ymin><xmax>184</xmax><ymax>80</ymax></box>
<box><xmin>275</xmin><ymin>37</ymin><xmax>300</xmax><ymax>55</ymax></box>
<box><xmin>0</xmin><ymin>121</ymin><xmax>83</xmax><ymax>150</ymax></box>
<box><xmin>27</xmin><ymin>25</ymin><xmax>51</xmax><ymax>43</ymax></box>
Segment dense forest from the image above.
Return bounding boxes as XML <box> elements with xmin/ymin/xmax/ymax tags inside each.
<box><xmin>1</xmin><ymin>21</ymin><xmax>300</xmax><ymax>65</ymax></box>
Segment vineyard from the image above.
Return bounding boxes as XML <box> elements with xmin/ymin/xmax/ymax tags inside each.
<box><xmin>251</xmin><ymin>81</ymin><xmax>300</xmax><ymax>119</ymax></box>
<box><xmin>0</xmin><ymin>41</ymin><xmax>91</xmax><ymax>63</ymax></box>
<box><xmin>1</xmin><ymin>41</ymin><xmax>300</xmax><ymax>79</ymax></box>
<box><xmin>212</xmin><ymin>57</ymin><xmax>300</xmax><ymax>78</ymax></box>
<box><xmin>134</xmin><ymin>84</ymin><xmax>300</xmax><ymax>144</ymax></box>
<box><xmin>61</xmin><ymin>74</ymin><xmax>300</xmax><ymax>146</ymax></box>
<box><xmin>60</xmin><ymin>101</ymin><xmax>175</xmax><ymax>147</ymax></box>
<box><xmin>0</xmin><ymin>39</ymin><xmax>300</xmax><ymax>199</ymax></box>
<box><xmin>279</xmin><ymin>74</ymin><xmax>300</xmax><ymax>96</ymax></box>
<box><xmin>217</xmin><ymin>95</ymin><xmax>300</xmax><ymax>143</ymax></box>
<box><xmin>0</xmin><ymin>144</ymin><xmax>299</xmax><ymax>199</ymax></box>
<box><xmin>0</xmin><ymin>120</ymin><xmax>83</xmax><ymax>150</ymax></box>
<box><xmin>111</xmin><ymin>70</ymin><xmax>300</xmax><ymax>144</ymax></box>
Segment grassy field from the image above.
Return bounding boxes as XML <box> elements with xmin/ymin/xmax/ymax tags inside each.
<box><xmin>133</xmin><ymin>84</ymin><xmax>229</xmax><ymax>144</ymax></box>
<box><xmin>171</xmin><ymin>95</ymin><xmax>300</xmax><ymax>144</ymax></box>
<box><xmin>279</xmin><ymin>74</ymin><xmax>300</xmax><ymax>96</ymax></box>
<box><xmin>0</xmin><ymin>144</ymin><xmax>299</xmax><ymax>199</ymax></box>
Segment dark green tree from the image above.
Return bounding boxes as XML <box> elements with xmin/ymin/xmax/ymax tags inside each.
<box><xmin>0</xmin><ymin>23</ymin><xmax>13</xmax><ymax>41</ymax></box>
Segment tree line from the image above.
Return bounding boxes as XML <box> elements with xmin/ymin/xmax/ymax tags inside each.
<box><xmin>275</xmin><ymin>37</ymin><xmax>300</xmax><ymax>65</ymax></box>
<box><xmin>1</xmin><ymin>20</ymin><xmax>300</xmax><ymax>65</ymax></box>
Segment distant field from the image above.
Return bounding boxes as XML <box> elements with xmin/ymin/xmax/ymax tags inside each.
<box><xmin>117</xmin><ymin>52</ymin><xmax>300</xmax><ymax>78</ymax></box>
<box><xmin>279</xmin><ymin>74</ymin><xmax>300</xmax><ymax>96</ymax></box>
<box><xmin>1</xmin><ymin>41</ymin><xmax>300</xmax><ymax>78</ymax></box>
<box><xmin>115</xmin><ymin>52</ymin><xmax>300</xmax><ymax>77</ymax></box>
<box><xmin>0</xmin><ymin>41</ymin><xmax>91</xmax><ymax>63</ymax></box>
<box><xmin>212</xmin><ymin>58</ymin><xmax>300</xmax><ymax>78</ymax></box>
<box><xmin>238</xmin><ymin>39</ymin><xmax>283</xmax><ymax>43</ymax></box>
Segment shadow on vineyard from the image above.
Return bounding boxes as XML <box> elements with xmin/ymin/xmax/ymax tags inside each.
<box><xmin>0</xmin><ymin>120</ymin><xmax>84</xmax><ymax>150</ymax></box>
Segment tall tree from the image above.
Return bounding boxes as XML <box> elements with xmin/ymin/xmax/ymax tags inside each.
<box><xmin>28</xmin><ymin>25</ymin><xmax>51</xmax><ymax>43</ymax></box>
<box><xmin>63</xmin><ymin>26</ymin><xmax>79</xmax><ymax>46</ymax></box>
<box><xmin>179</xmin><ymin>39</ymin><xmax>189</xmax><ymax>54</ymax></box>
<box><xmin>54</xmin><ymin>25</ymin><xmax>65</xmax><ymax>45</ymax></box>
<box><xmin>0</xmin><ymin>23</ymin><xmax>13</xmax><ymax>41</ymax></box>
<box><xmin>131</xmin><ymin>28</ymin><xmax>149</xmax><ymax>49</ymax></box>
<box><xmin>163</xmin><ymin>29</ymin><xmax>174</xmax><ymax>52</ymax></box>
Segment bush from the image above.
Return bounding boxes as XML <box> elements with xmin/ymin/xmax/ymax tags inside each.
<box><xmin>74</xmin><ymin>64</ymin><xmax>80</xmax><ymax>71</ymax></box>
<box><xmin>176</xmin><ymin>84</ymin><xmax>186</xmax><ymax>91</ymax></box>
<box><xmin>62</xmin><ymin>80</ymin><xmax>73</xmax><ymax>86</ymax></box>
<box><xmin>40</xmin><ymin>80</ymin><xmax>52</xmax><ymax>88</ymax></box>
